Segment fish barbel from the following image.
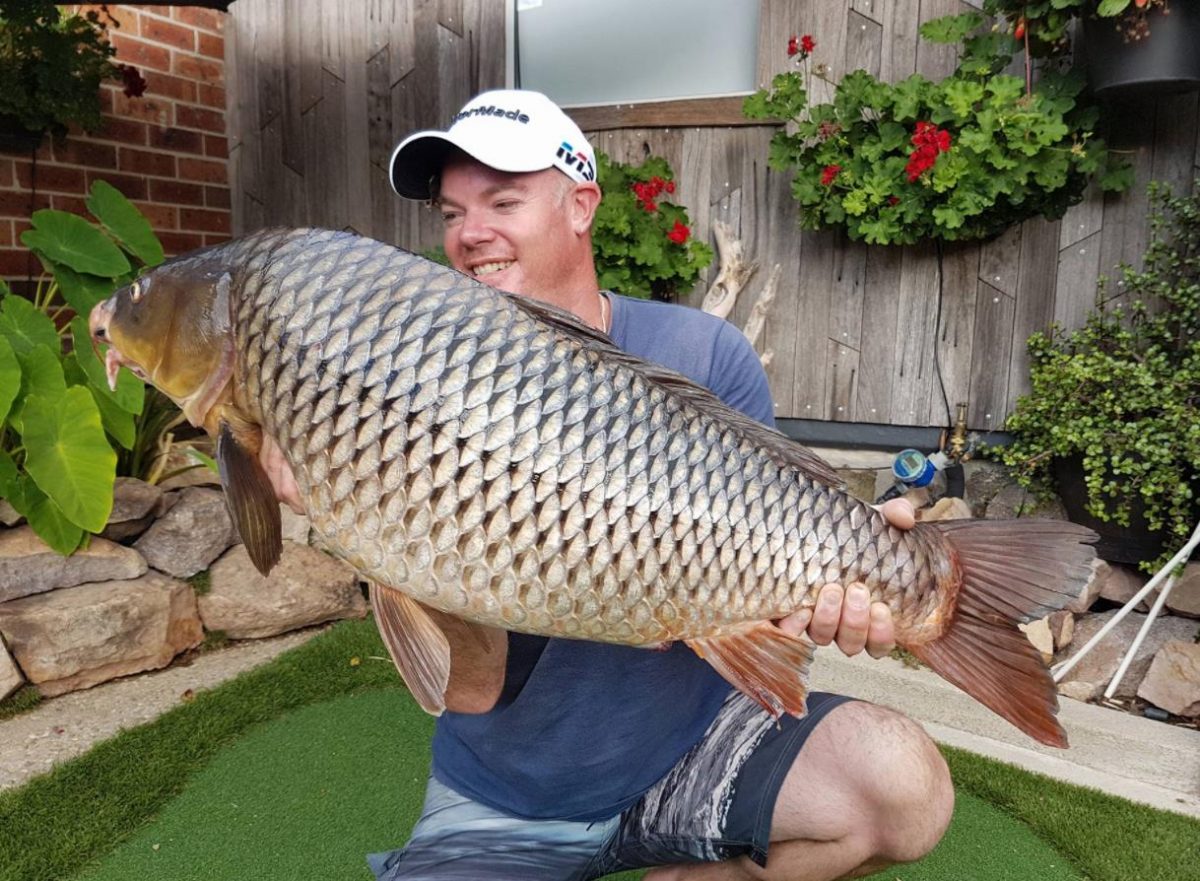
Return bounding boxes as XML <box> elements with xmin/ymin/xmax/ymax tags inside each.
<box><xmin>89</xmin><ymin>227</ymin><xmax>1096</xmax><ymax>746</ymax></box>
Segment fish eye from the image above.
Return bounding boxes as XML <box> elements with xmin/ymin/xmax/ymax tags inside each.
<box><xmin>129</xmin><ymin>280</ymin><xmax>143</xmax><ymax>303</ymax></box>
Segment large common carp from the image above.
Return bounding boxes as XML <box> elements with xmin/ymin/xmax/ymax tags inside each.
<box><xmin>89</xmin><ymin>227</ymin><xmax>1095</xmax><ymax>747</ymax></box>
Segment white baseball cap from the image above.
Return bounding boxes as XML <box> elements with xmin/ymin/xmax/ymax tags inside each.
<box><xmin>388</xmin><ymin>89</ymin><xmax>597</xmax><ymax>200</ymax></box>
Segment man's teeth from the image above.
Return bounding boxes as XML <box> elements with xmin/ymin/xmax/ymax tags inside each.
<box><xmin>474</xmin><ymin>261</ymin><xmax>514</xmax><ymax>276</ymax></box>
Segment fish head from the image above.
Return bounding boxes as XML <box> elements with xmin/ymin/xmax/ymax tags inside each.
<box><xmin>89</xmin><ymin>258</ymin><xmax>237</xmax><ymax>430</ymax></box>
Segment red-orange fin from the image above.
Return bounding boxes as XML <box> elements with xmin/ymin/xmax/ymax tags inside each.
<box><xmin>907</xmin><ymin>520</ymin><xmax>1097</xmax><ymax>749</ymax></box>
<box><xmin>369</xmin><ymin>582</ymin><xmax>450</xmax><ymax>716</ymax></box>
<box><xmin>686</xmin><ymin>622</ymin><xmax>814</xmax><ymax>718</ymax></box>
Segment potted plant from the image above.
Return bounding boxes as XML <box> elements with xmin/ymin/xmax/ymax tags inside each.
<box><xmin>993</xmin><ymin>181</ymin><xmax>1200</xmax><ymax>569</ymax></box>
<box><xmin>742</xmin><ymin>13</ymin><xmax>1131</xmax><ymax>246</ymax></box>
<box><xmin>983</xmin><ymin>0</ymin><xmax>1200</xmax><ymax>96</ymax></box>
<box><xmin>0</xmin><ymin>0</ymin><xmax>145</xmax><ymax>148</ymax></box>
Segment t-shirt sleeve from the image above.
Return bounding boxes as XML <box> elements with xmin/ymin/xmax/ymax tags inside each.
<box><xmin>706</xmin><ymin>321</ymin><xmax>776</xmax><ymax>428</ymax></box>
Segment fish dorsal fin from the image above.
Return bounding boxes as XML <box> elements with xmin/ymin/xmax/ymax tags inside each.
<box><xmin>215</xmin><ymin>417</ymin><xmax>283</xmax><ymax>576</ymax></box>
<box><xmin>503</xmin><ymin>292</ymin><xmax>844</xmax><ymax>489</ymax></box>
<box><xmin>369</xmin><ymin>583</ymin><xmax>451</xmax><ymax>716</ymax></box>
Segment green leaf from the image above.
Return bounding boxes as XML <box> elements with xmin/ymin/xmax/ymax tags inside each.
<box><xmin>20</xmin><ymin>385</ymin><xmax>115</xmax><ymax>532</ymax></box>
<box><xmin>48</xmin><ymin>260</ymin><xmax>115</xmax><ymax>317</ymax></box>
<box><xmin>19</xmin><ymin>210</ymin><xmax>130</xmax><ymax>278</ymax></box>
<box><xmin>69</xmin><ymin>317</ymin><xmax>143</xmax><ymax>413</ymax></box>
<box><xmin>1096</xmin><ymin>0</ymin><xmax>1130</xmax><ymax>16</ymax></box>
<box><xmin>1100</xmin><ymin>160</ymin><xmax>1135</xmax><ymax>193</ymax></box>
<box><xmin>943</xmin><ymin>80</ymin><xmax>985</xmax><ymax>119</ymax></box>
<box><xmin>0</xmin><ymin>336</ymin><xmax>19</xmax><ymax>427</ymax></box>
<box><xmin>24</xmin><ymin>479</ymin><xmax>85</xmax><ymax>554</ymax></box>
<box><xmin>0</xmin><ymin>294</ymin><xmax>59</xmax><ymax>357</ymax></box>
<box><xmin>86</xmin><ymin>180</ymin><xmax>165</xmax><ymax>267</ymax></box>
<box><xmin>919</xmin><ymin>12</ymin><xmax>985</xmax><ymax>44</ymax></box>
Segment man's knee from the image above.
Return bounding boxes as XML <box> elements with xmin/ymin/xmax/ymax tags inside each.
<box><xmin>845</xmin><ymin>704</ymin><xmax>954</xmax><ymax>863</ymax></box>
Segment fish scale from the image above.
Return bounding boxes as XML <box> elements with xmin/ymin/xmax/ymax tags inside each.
<box><xmin>93</xmin><ymin>227</ymin><xmax>1097</xmax><ymax>742</ymax></box>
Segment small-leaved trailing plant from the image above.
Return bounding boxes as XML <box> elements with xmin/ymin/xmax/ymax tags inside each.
<box><xmin>422</xmin><ymin>151</ymin><xmax>713</xmax><ymax>300</ymax></box>
<box><xmin>0</xmin><ymin>0</ymin><xmax>146</xmax><ymax>137</ymax></box>
<box><xmin>994</xmin><ymin>180</ymin><xmax>1200</xmax><ymax>571</ymax></box>
<box><xmin>743</xmin><ymin>14</ymin><xmax>1133</xmax><ymax>246</ymax></box>
<box><xmin>0</xmin><ymin>180</ymin><xmax>170</xmax><ymax>554</ymax></box>
<box><xmin>591</xmin><ymin>149</ymin><xmax>713</xmax><ymax>300</ymax></box>
<box><xmin>984</xmin><ymin>0</ymin><xmax>1172</xmax><ymax>57</ymax></box>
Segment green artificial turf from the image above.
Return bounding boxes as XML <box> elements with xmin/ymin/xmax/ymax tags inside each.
<box><xmin>2</xmin><ymin>617</ymin><xmax>1198</xmax><ymax>881</ymax></box>
<box><xmin>73</xmin><ymin>690</ymin><xmax>1080</xmax><ymax>881</ymax></box>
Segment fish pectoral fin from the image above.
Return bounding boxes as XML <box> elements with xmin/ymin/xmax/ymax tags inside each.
<box><xmin>369</xmin><ymin>583</ymin><xmax>451</xmax><ymax>716</ymax></box>
<box><xmin>686</xmin><ymin>622</ymin><xmax>814</xmax><ymax>718</ymax></box>
<box><xmin>216</xmin><ymin>418</ymin><xmax>283</xmax><ymax>576</ymax></box>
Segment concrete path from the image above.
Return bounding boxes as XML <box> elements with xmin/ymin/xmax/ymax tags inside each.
<box><xmin>811</xmin><ymin>650</ymin><xmax>1200</xmax><ymax>818</ymax></box>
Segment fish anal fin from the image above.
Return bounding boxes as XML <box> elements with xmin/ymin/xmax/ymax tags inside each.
<box><xmin>687</xmin><ymin>622</ymin><xmax>813</xmax><ymax>718</ymax></box>
<box><xmin>216</xmin><ymin>419</ymin><xmax>282</xmax><ymax>576</ymax></box>
<box><xmin>370</xmin><ymin>583</ymin><xmax>451</xmax><ymax>716</ymax></box>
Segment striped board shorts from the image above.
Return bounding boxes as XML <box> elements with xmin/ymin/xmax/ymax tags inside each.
<box><xmin>367</xmin><ymin>691</ymin><xmax>853</xmax><ymax>880</ymax></box>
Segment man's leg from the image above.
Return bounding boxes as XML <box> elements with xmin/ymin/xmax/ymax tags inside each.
<box><xmin>644</xmin><ymin>701</ymin><xmax>954</xmax><ymax>881</ymax></box>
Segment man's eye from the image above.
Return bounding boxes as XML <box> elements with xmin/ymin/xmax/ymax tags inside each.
<box><xmin>440</xmin><ymin>212</ymin><xmax>461</xmax><ymax>225</ymax></box>
<box><xmin>495</xmin><ymin>200</ymin><xmax>519</xmax><ymax>210</ymax></box>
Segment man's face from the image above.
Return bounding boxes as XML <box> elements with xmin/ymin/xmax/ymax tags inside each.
<box><xmin>437</xmin><ymin>155</ymin><xmax>584</xmax><ymax>305</ymax></box>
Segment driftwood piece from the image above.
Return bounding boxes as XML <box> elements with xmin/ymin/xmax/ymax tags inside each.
<box><xmin>744</xmin><ymin>264</ymin><xmax>781</xmax><ymax>369</ymax></box>
<box><xmin>701</xmin><ymin>220</ymin><xmax>758</xmax><ymax>320</ymax></box>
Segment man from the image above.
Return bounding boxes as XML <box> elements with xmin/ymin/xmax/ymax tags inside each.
<box><xmin>300</xmin><ymin>88</ymin><xmax>951</xmax><ymax>880</ymax></box>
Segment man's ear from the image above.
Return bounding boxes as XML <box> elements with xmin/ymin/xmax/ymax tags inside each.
<box><xmin>570</xmin><ymin>182</ymin><xmax>602</xmax><ymax>235</ymax></box>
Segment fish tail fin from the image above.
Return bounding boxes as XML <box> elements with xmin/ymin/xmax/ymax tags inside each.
<box><xmin>906</xmin><ymin>520</ymin><xmax>1097</xmax><ymax>749</ymax></box>
<box><xmin>687</xmin><ymin>622</ymin><xmax>814</xmax><ymax>718</ymax></box>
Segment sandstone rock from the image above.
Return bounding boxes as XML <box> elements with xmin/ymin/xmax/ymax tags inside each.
<box><xmin>0</xmin><ymin>634</ymin><xmax>23</xmax><ymax>702</ymax></box>
<box><xmin>962</xmin><ymin>460</ymin><xmax>1011</xmax><ymax>518</ymax></box>
<box><xmin>0</xmin><ymin>572</ymin><xmax>202</xmax><ymax>696</ymax></box>
<box><xmin>1165</xmin><ymin>562</ymin><xmax>1200</xmax><ymax>619</ymax></box>
<box><xmin>100</xmin><ymin>478</ymin><xmax>165</xmax><ymax>542</ymax></box>
<box><xmin>0</xmin><ymin>527</ymin><xmax>148</xmax><ymax>603</ymax></box>
<box><xmin>1020</xmin><ymin>617</ymin><xmax>1055</xmax><ymax>664</ymax></box>
<box><xmin>1065</xmin><ymin>557</ymin><xmax>1110</xmax><ymax>614</ymax></box>
<box><xmin>199</xmin><ymin>542</ymin><xmax>366</xmax><ymax>638</ymax></box>
<box><xmin>983</xmin><ymin>483</ymin><xmax>1067</xmax><ymax>520</ymax></box>
<box><xmin>279</xmin><ymin>505</ymin><xmax>311</xmax><ymax>544</ymax></box>
<box><xmin>1049</xmin><ymin>610</ymin><xmax>1075</xmax><ymax>650</ymax></box>
<box><xmin>1137</xmin><ymin>641</ymin><xmax>1200</xmax><ymax>717</ymax></box>
<box><xmin>917</xmin><ymin>496</ymin><xmax>973</xmax><ymax>522</ymax></box>
<box><xmin>838</xmin><ymin>468</ymin><xmax>878</xmax><ymax>504</ymax></box>
<box><xmin>1057</xmin><ymin>680</ymin><xmax>1100</xmax><ymax>702</ymax></box>
<box><xmin>1055</xmin><ymin>609</ymin><xmax>1200</xmax><ymax>699</ymax></box>
<box><xmin>1100</xmin><ymin>563</ymin><xmax>1154</xmax><ymax>610</ymax></box>
<box><xmin>135</xmin><ymin>487</ymin><xmax>235</xmax><ymax>578</ymax></box>
<box><xmin>0</xmin><ymin>499</ymin><xmax>22</xmax><ymax>527</ymax></box>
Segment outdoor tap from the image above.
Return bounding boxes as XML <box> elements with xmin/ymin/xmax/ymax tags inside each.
<box><xmin>948</xmin><ymin>402</ymin><xmax>969</xmax><ymax>461</ymax></box>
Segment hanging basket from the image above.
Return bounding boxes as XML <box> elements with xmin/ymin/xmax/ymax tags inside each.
<box><xmin>0</xmin><ymin>115</ymin><xmax>46</xmax><ymax>154</ymax></box>
<box><xmin>1082</xmin><ymin>2</ymin><xmax>1200</xmax><ymax>98</ymax></box>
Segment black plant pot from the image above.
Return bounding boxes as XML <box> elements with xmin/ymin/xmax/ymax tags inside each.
<box><xmin>1082</xmin><ymin>2</ymin><xmax>1200</xmax><ymax>98</ymax></box>
<box><xmin>1052</xmin><ymin>455</ymin><xmax>1180</xmax><ymax>565</ymax></box>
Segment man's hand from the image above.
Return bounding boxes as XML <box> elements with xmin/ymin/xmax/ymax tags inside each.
<box><xmin>258</xmin><ymin>432</ymin><xmax>305</xmax><ymax>514</ymax></box>
<box><xmin>776</xmin><ymin>497</ymin><xmax>915</xmax><ymax>659</ymax></box>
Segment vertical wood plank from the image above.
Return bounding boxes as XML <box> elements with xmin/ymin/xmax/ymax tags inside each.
<box><xmin>977</xmin><ymin>222</ymin><xmax>1021</xmax><ymax>298</ymax></box>
<box><xmin>1053</xmin><ymin>230</ymin><xmax>1101</xmax><ymax>331</ymax></box>
<box><xmin>342</xmin><ymin>0</ymin><xmax>372</xmax><ymax>234</ymax></box>
<box><xmin>825</xmin><ymin>338</ymin><xmax>859</xmax><ymax>421</ymax></box>
<box><xmin>1151</xmin><ymin>91</ymin><xmax>1200</xmax><ymax>199</ymax></box>
<box><xmin>1097</xmin><ymin>97</ymin><xmax>1156</xmax><ymax>292</ymax></box>
<box><xmin>879</xmin><ymin>0</ymin><xmax>920</xmax><ymax>82</ymax></box>
<box><xmin>845</xmin><ymin>9</ymin><xmax>883</xmax><ymax>78</ymax></box>
<box><xmin>854</xmin><ymin>245</ymin><xmax>903</xmax><ymax>423</ymax></box>
<box><xmin>966</xmin><ymin>280</ymin><xmax>1014</xmax><ymax>430</ymax></box>
<box><xmin>1006</xmin><ymin>217</ymin><xmax>1059</xmax><ymax>412</ymax></box>
<box><xmin>931</xmin><ymin>241</ymin><xmax>979</xmax><ymax>428</ymax></box>
<box><xmin>851</xmin><ymin>0</ymin><xmax>883</xmax><ymax>25</ymax></box>
<box><xmin>891</xmin><ymin>243</ymin><xmax>939</xmax><ymax>424</ymax></box>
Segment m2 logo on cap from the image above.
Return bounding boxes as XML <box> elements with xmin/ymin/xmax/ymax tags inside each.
<box><xmin>557</xmin><ymin>141</ymin><xmax>595</xmax><ymax>181</ymax></box>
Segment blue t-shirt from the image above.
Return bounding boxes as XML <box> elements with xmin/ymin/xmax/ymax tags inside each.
<box><xmin>430</xmin><ymin>293</ymin><xmax>776</xmax><ymax>822</ymax></box>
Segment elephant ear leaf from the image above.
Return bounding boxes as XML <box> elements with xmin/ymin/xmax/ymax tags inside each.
<box><xmin>86</xmin><ymin>180</ymin><xmax>165</xmax><ymax>267</ymax></box>
<box><xmin>20</xmin><ymin>209</ymin><xmax>130</xmax><ymax>278</ymax></box>
<box><xmin>0</xmin><ymin>336</ymin><xmax>19</xmax><ymax>426</ymax></box>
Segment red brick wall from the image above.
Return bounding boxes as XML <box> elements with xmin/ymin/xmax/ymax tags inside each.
<box><xmin>0</xmin><ymin>5</ymin><xmax>229</xmax><ymax>283</ymax></box>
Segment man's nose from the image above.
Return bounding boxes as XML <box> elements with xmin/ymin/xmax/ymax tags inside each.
<box><xmin>457</xmin><ymin>210</ymin><xmax>494</xmax><ymax>247</ymax></box>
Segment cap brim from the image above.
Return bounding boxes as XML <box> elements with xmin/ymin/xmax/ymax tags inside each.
<box><xmin>389</xmin><ymin>132</ymin><xmax>458</xmax><ymax>200</ymax></box>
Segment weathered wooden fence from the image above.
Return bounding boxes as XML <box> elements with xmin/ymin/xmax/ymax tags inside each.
<box><xmin>225</xmin><ymin>0</ymin><xmax>1200</xmax><ymax>432</ymax></box>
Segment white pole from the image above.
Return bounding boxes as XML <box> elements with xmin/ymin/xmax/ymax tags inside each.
<box><xmin>1052</xmin><ymin>519</ymin><xmax>1200</xmax><ymax>683</ymax></box>
<box><xmin>1103</xmin><ymin>569</ymin><xmax>1180</xmax><ymax>699</ymax></box>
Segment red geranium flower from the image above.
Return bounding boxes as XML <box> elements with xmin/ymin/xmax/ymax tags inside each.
<box><xmin>905</xmin><ymin>121</ymin><xmax>952</xmax><ymax>182</ymax></box>
<box><xmin>820</xmin><ymin>164</ymin><xmax>841</xmax><ymax>186</ymax></box>
<box><xmin>667</xmin><ymin>221</ymin><xmax>690</xmax><ymax>244</ymax></box>
<box><xmin>787</xmin><ymin>34</ymin><xmax>800</xmax><ymax>56</ymax></box>
<box><xmin>801</xmin><ymin>34</ymin><xmax>815</xmax><ymax>54</ymax></box>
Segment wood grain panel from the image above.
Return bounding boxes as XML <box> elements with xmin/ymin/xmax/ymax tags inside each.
<box><xmin>967</xmin><ymin>280</ymin><xmax>1015</xmax><ymax>430</ymax></box>
<box><xmin>931</xmin><ymin>240</ymin><xmax>979</xmax><ymax>428</ymax></box>
<box><xmin>1006</xmin><ymin>217</ymin><xmax>1059</xmax><ymax>412</ymax></box>
<box><xmin>567</xmin><ymin>97</ymin><xmax>763</xmax><ymax>132</ymax></box>
<box><xmin>825</xmin><ymin>337</ymin><xmax>860</xmax><ymax>421</ymax></box>
<box><xmin>891</xmin><ymin>243</ymin><xmax>940</xmax><ymax>424</ymax></box>
<box><xmin>854</xmin><ymin>245</ymin><xmax>903</xmax><ymax>422</ymax></box>
<box><xmin>1053</xmin><ymin>229</ymin><xmax>1101</xmax><ymax>332</ymax></box>
<box><xmin>845</xmin><ymin>9</ymin><xmax>883</xmax><ymax>78</ymax></box>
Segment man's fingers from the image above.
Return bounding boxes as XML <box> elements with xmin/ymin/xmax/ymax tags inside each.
<box><xmin>806</xmin><ymin>584</ymin><xmax>843</xmax><ymax>646</ymax></box>
<box><xmin>866</xmin><ymin>602</ymin><xmax>897</xmax><ymax>659</ymax></box>
<box><xmin>833</xmin><ymin>583</ymin><xmax>870</xmax><ymax>656</ymax></box>
<box><xmin>879</xmin><ymin>497</ymin><xmax>916</xmax><ymax>530</ymax></box>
